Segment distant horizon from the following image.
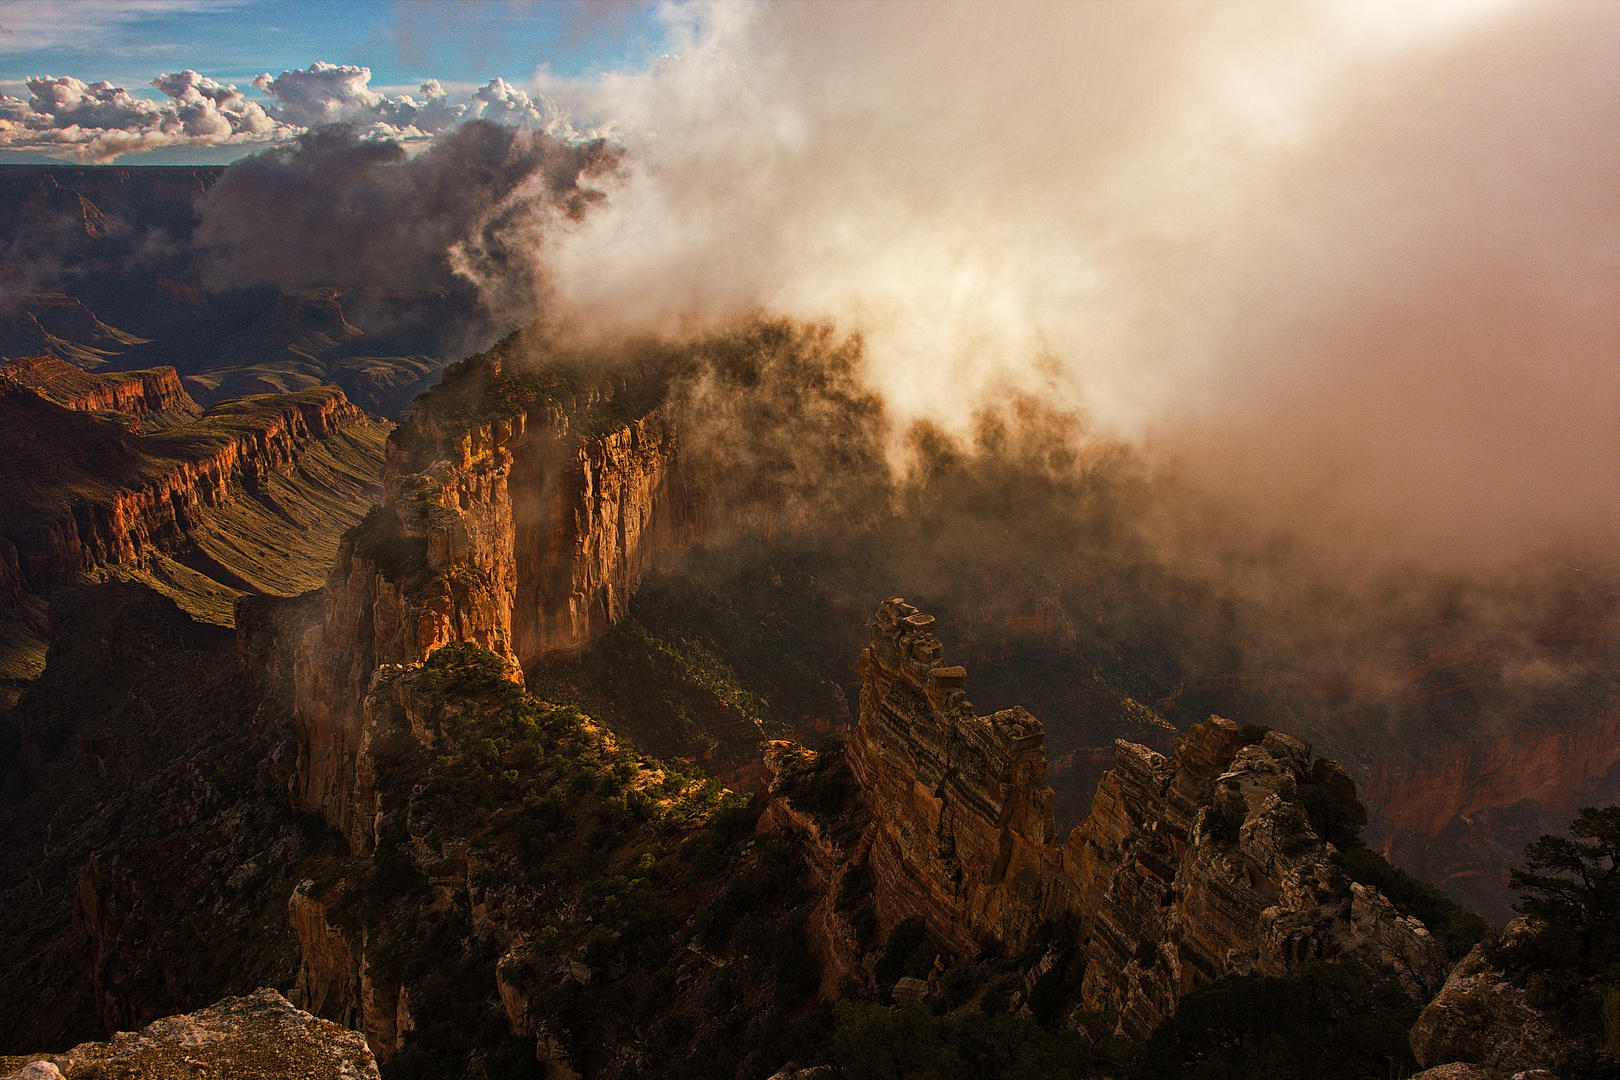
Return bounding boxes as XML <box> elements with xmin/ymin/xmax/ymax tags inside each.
<box><xmin>0</xmin><ymin>0</ymin><xmax>662</xmax><ymax>164</ymax></box>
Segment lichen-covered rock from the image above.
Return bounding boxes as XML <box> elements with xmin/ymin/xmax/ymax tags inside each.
<box><xmin>0</xmin><ymin>988</ymin><xmax>378</xmax><ymax>1079</ymax></box>
<box><xmin>1409</xmin><ymin>920</ymin><xmax>1559</xmax><ymax>1074</ymax></box>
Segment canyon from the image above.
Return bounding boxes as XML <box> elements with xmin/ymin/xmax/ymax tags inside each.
<box><xmin>0</xmin><ymin>358</ymin><xmax>389</xmax><ymax>718</ymax></box>
<box><xmin>1</xmin><ymin>303</ymin><xmax>1612</xmax><ymax>1076</ymax></box>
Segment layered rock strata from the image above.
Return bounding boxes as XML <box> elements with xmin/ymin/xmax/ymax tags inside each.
<box><xmin>849</xmin><ymin>599</ymin><xmax>1060</xmax><ymax>956</ymax></box>
<box><xmin>848</xmin><ymin>598</ymin><xmax>1453</xmax><ymax>1037</ymax></box>
<box><xmin>1</xmin><ymin>383</ymin><xmax>371</xmax><ymax>594</ymax></box>
<box><xmin>0</xmin><ymin>355</ymin><xmax>196</xmax><ymax>428</ymax></box>
<box><xmin>276</xmin><ymin>349</ymin><xmax>703</xmax><ymax>852</ymax></box>
<box><xmin>1063</xmin><ymin>722</ymin><xmax>1452</xmax><ymax>1037</ymax></box>
<box><xmin>0</xmin><ymin>989</ymin><xmax>378</xmax><ymax>1080</ymax></box>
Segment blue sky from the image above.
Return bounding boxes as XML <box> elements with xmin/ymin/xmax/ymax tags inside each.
<box><xmin>0</xmin><ymin>0</ymin><xmax>666</xmax><ymax>162</ymax></box>
<box><xmin>0</xmin><ymin>1</ymin><xmax>663</xmax><ymax>89</ymax></box>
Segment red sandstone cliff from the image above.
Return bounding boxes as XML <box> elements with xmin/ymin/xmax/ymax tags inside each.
<box><xmin>0</xmin><ymin>384</ymin><xmax>370</xmax><ymax>595</ymax></box>
<box><xmin>0</xmin><ymin>355</ymin><xmax>197</xmax><ymax>428</ymax></box>
<box><xmin>276</xmin><ymin>347</ymin><xmax>704</xmax><ymax>853</ymax></box>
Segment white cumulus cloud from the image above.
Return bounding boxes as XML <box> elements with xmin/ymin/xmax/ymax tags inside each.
<box><xmin>0</xmin><ymin>62</ymin><xmax>571</xmax><ymax>162</ymax></box>
<box><xmin>0</xmin><ymin>71</ymin><xmax>292</xmax><ymax>162</ymax></box>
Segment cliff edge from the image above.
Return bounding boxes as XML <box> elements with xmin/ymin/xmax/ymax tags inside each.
<box><xmin>268</xmin><ymin>339</ymin><xmax>705</xmax><ymax>853</ymax></box>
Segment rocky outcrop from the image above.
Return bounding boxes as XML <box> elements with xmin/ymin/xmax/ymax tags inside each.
<box><xmin>1409</xmin><ymin>920</ymin><xmax>1559</xmax><ymax>1075</ymax></box>
<box><xmin>0</xmin><ymin>989</ymin><xmax>378</xmax><ymax>1080</ymax></box>
<box><xmin>849</xmin><ymin>599</ymin><xmax>1061</xmax><ymax>956</ymax></box>
<box><xmin>848</xmin><ymin>598</ymin><xmax>1455</xmax><ymax>1038</ymax></box>
<box><xmin>280</xmin><ymin>349</ymin><xmax>703</xmax><ymax>852</ymax></box>
<box><xmin>1062</xmin><ymin>723</ymin><xmax>1452</xmax><ymax>1037</ymax></box>
<box><xmin>0</xmin><ymin>355</ymin><xmax>196</xmax><ymax>428</ymax></box>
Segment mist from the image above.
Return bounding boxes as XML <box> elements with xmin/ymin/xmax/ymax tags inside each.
<box><xmin>196</xmin><ymin>120</ymin><xmax>619</xmax><ymax>334</ymax></box>
<box><xmin>517</xmin><ymin>0</ymin><xmax>1619</xmax><ymax>569</ymax></box>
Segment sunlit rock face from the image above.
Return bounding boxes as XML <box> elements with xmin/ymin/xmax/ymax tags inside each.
<box><xmin>0</xmin><ymin>989</ymin><xmax>379</xmax><ymax>1080</ymax></box>
<box><xmin>266</xmin><ymin>343</ymin><xmax>704</xmax><ymax>853</ymax></box>
<box><xmin>0</xmin><ymin>355</ymin><xmax>197</xmax><ymax>429</ymax></box>
<box><xmin>849</xmin><ymin>597</ymin><xmax>1453</xmax><ymax>1037</ymax></box>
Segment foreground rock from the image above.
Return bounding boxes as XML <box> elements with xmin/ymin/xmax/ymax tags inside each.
<box><xmin>0</xmin><ymin>989</ymin><xmax>378</xmax><ymax>1080</ymax></box>
<box><xmin>1409</xmin><ymin>920</ymin><xmax>1559</xmax><ymax>1075</ymax></box>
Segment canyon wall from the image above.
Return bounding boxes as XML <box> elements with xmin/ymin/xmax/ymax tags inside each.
<box><xmin>0</xmin><ymin>384</ymin><xmax>369</xmax><ymax>595</ymax></box>
<box><xmin>848</xmin><ymin>599</ymin><xmax>1062</xmax><ymax>956</ymax></box>
<box><xmin>0</xmin><ymin>355</ymin><xmax>196</xmax><ymax>428</ymax></box>
<box><xmin>848</xmin><ymin>598</ymin><xmax>1453</xmax><ymax>1037</ymax></box>
<box><xmin>278</xmin><ymin>350</ymin><xmax>704</xmax><ymax>853</ymax></box>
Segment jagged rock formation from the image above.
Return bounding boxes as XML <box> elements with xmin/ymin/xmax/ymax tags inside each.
<box><xmin>0</xmin><ymin>355</ymin><xmax>197</xmax><ymax>428</ymax></box>
<box><xmin>1064</xmin><ymin>721</ymin><xmax>1452</xmax><ymax>1037</ymax></box>
<box><xmin>849</xmin><ymin>598</ymin><xmax>1454</xmax><ymax>1037</ymax></box>
<box><xmin>0</xmin><ymin>989</ymin><xmax>378</xmax><ymax>1080</ymax></box>
<box><xmin>849</xmin><ymin>599</ymin><xmax>1060</xmax><ymax>956</ymax></box>
<box><xmin>274</xmin><ymin>345</ymin><xmax>703</xmax><ymax>852</ymax></box>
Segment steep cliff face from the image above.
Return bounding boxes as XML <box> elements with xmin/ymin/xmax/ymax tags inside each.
<box><xmin>0</xmin><ymin>383</ymin><xmax>375</xmax><ymax>596</ymax></box>
<box><xmin>848</xmin><ymin>598</ymin><xmax>1455</xmax><ymax>1037</ymax></box>
<box><xmin>282</xmin><ymin>347</ymin><xmax>703</xmax><ymax>852</ymax></box>
<box><xmin>0</xmin><ymin>355</ymin><xmax>196</xmax><ymax>428</ymax></box>
<box><xmin>849</xmin><ymin>599</ymin><xmax>1061</xmax><ymax>956</ymax></box>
